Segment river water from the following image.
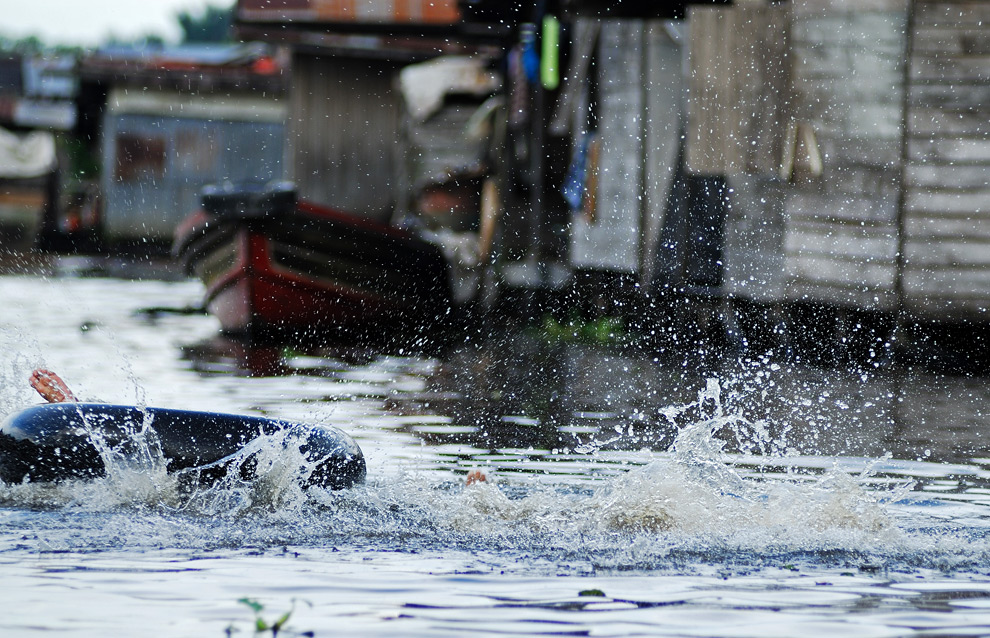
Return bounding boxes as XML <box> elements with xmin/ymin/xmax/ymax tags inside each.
<box><xmin>3</xmin><ymin>262</ymin><xmax>990</xmax><ymax>637</ymax></box>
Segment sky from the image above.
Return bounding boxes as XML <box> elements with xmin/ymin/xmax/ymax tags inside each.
<box><xmin>3</xmin><ymin>0</ymin><xmax>235</xmax><ymax>47</ymax></box>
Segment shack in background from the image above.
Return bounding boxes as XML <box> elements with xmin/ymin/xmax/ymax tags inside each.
<box><xmin>77</xmin><ymin>43</ymin><xmax>287</xmax><ymax>248</ymax></box>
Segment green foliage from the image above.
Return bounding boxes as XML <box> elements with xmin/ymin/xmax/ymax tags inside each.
<box><xmin>178</xmin><ymin>4</ymin><xmax>235</xmax><ymax>43</ymax></box>
<box><xmin>578</xmin><ymin>589</ymin><xmax>606</xmax><ymax>597</ymax></box>
<box><xmin>0</xmin><ymin>34</ymin><xmax>48</xmax><ymax>55</ymax></box>
<box><xmin>234</xmin><ymin>598</ymin><xmax>309</xmax><ymax>636</ymax></box>
<box><xmin>0</xmin><ymin>30</ymin><xmax>153</xmax><ymax>54</ymax></box>
<box><xmin>540</xmin><ymin>314</ymin><xmax>626</xmax><ymax>345</ymax></box>
<box><xmin>239</xmin><ymin>598</ymin><xmax>264</xmax><ymax>615</ymax></box>
<box><xmin>59</xmin><ymin>135</ymin><xmax>100</xmax><ymax>182</ymax></box>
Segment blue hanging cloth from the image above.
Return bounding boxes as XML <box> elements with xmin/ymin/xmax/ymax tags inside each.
<box><xmin>562</xmin><ymin>132</ymin><xmax>593</xmax><ymax>210</ymax></box>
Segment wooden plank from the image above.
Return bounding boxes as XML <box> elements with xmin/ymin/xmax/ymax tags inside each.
<box><xmin>908</xmin><ymin>83</ymin><xmax>990</xmax><ymax>110</ymax></box>
<box><xmin>787</xmin><ymin>193</ymin><xmax>898</xmax><ymax>224</ymax></box>
<box><xmin>913</xmin><ymin>28</ymin><xmax>990</xmax><ymax>55</ymax></box>
<box><xmin>686</xmin><ymin>5</ymin><xmax>789</xmax><ymax>176</ymax></box>
<box><xmin>792</xmin><ymin>12</ymin><xmax>905</xmax><ymax>48</ymax></box>
<box><xmin>905</xmin><ymin>238</ymin><xmax>990</xmax><ymax>266</ymax></box>
<box><xmin>905</xmin><ymin>164</ymin><xmax>990</xmax><ymax>189</ymax></box>
<box><xmin>911</xmin><ymin>55</ymin><xmax>990</xmax><ymax>82</ymax></box>
<box><xmin>908</xmin><ymin>109</ymin><xmax>990</xmax><ymax>136</ymax></box>
<box><xmin>793</xmin><ymin>78</ymin><xmax>904</xmax><ymax>115</ymax></box>
<box><xmin>905</xmin><ymin>267</ymin><xmax>990</xmax><ymax>296</ymax></box>
<box><xmin>787</xmin><ymin>255</ymin><xmax>896</xmax><ymax>288</ymax></box>
<box><xmin>811</xmin><ymin>168</ymin><xmax>900</xmax><ymax>200</ymax></box>
<box><xmin>908</xmin><ymin>138</ymin><xmax>990</xmax><ymax>163</ymax></box>
<box><xmin>639</xmin><ymin>21</ymin><xmax>682</xmax><ymax>285</ymax></box>
<box><xmin>794</xmin><ymin>55</ymin><xmax>903</xmax><ymax>88</ymax></box>
<box><xmin>791</xmin><ymin>15</ymin><xmax>850</xmax><ymax>46</ymax></box>
<box><xmin>686</xmin><ymin>7</ymin><xmax>734</xmax><ymax>174</ymax></box>
<box><xmin>785</xmin><ymin>235</ymin><xmax>897</xmax><ymax>263</ymax></box>
<box><xmin>792</xmin><ymin>0</ymin><xmax>909</xmax><ymax>18</ymax></box>
<box><xmin>915</xmin><ymin>1</ymin><xmax>990</xmax><ymax>27</ymax></box>
<box><xmin>741</xmin><ymin>5</ymin><xmax>791</xmax><ymax>175</ymax></box>
<box><xmin>816</xmin><ymin>137</ymin><xmax>903</xmax><ymax>166</ymax></box>
<box><xmin>905</xmin><ymin>190</ymin><xmax>990</xmax><ymax>215</ymax></box>
<box><xmin>906</xmin><ymin>215</ymin><xmax>990</xmax><ymax>239</ymax></box>
<box><xmin>784</xmin><ymin>254</ymin><xmax>898</xmax><ymax>310</ymax></box>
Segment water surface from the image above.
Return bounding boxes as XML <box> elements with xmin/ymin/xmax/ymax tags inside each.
<box><xmin>2</xmin><ymin>267</ymin><xmax>990</xmax><ymax>637</ymax></box>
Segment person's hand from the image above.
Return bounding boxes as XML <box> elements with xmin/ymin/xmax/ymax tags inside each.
<box><xmin>29</xmin><ymin>369</ymin><xmax>77</xmax><ymax>403</ymax></box>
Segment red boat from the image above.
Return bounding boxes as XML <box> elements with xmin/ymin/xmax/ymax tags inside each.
<box><xmin>173</xmin><ymin>182</ymin><xmax>452</xmax><ymax>337</ymax></box>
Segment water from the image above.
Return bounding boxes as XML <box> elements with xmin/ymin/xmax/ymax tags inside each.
<box><xmin>3</xmin><ymin>265</ymin><xmax>990</xmax><ymax>637</ymax></box>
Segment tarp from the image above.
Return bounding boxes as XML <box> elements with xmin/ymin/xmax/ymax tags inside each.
<box><xmin>0</xmin><ymin>127</ymin><xmax>56</xmax><ymax>178</ymax></box>
<box><xmin>399</xmin><ymin>56</ymin><xmax>500</xmax><ymax>122</ymax></box>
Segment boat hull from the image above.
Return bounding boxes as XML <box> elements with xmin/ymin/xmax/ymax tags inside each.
<box><xmin>174</xmin><ymin>199</ymin><xmax>452</xmax><ymax>336</ymax></box>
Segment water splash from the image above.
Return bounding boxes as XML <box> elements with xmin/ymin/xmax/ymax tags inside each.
<box><xmin>0</xmin><ymin>375</ymin><xmax>970</xmax><ymax>574</ymax></box>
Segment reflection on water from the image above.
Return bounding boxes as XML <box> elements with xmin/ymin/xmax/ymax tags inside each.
<box><xmin>179</xmin><ymin>325</ymin><xmax>990</xmax><ymax>471</ymax></box>
<box><xmin>3</xmin><ymin>271</ymin><xmax>990</xmax><ymax>636</ymax></box>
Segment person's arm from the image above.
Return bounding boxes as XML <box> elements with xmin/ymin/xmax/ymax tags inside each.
<box><xmin>29</xmin><ymin>369</ymin><xmax>78</xmax><ymax>403</ymax></box>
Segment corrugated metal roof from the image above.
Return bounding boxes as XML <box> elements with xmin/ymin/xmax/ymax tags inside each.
<box><xmin>238</xmin><ymin>0</ymin><xmax>460</xmax><ymax>25</ymax></box>
<box><xmin>89</xmin><ymin>42</ymin><xmax>274</xmax><ymax>69</ymax></box>
<box><xmin>106</xmin><ymin>88</ymin><xmax>285</xmax><ymax>123</ymax></box>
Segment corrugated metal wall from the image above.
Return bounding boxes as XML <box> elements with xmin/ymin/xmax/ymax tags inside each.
<box><xmin>287</xmin><ymin>53</ymin><xmax>403</xmax><ymax>222</ymax></box>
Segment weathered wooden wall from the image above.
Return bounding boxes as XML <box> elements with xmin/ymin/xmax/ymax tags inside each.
<box><xmin>692</xmin><ymin>0</ymin><xmax>990</xmax><ymax>322</ymax></box>
<box><xmin>902</xmin><ymin>0</ymin><xmax>990</xmax><ymax>319</ymax></box>
<box><xmin>781</xmin><ymin>0</ymin><xmax>908</xmax><ymax>311</ymax></box>
<box><xmin>571</xmin><ymin>21</ymin><xmax>645</xmax><ymax>274</ymax></box>
<box><xmin>686</xmin><ymin>4</ymin><xmax>790</xmax><ymax>176</ymax></box>
<box><xmin>287</xmin><ymin>53</ymin><xmax>403</xmax><ymax>222</ymax></box>
<box><xmin>686</xmin><ymin>3</ymin><xmax>792</xmax><ymax>302</ymax></box>
<box><xmin>641</xmin><ymin>22</ymin><xmax>686</xmax><ymax>287</ymax></box>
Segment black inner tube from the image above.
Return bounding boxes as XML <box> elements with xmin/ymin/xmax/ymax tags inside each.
<box><xmin>0</xmin><ymin>403</ymin><xmax>366</xmax><ymax>490</ymax></box>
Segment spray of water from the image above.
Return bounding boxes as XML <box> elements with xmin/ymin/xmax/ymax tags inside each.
<box><xmin>0</xmin><ymin>373</ymin><xmax>926</xmax><ymax>570</ymax></box>
<box><xmin>446</xmin><ymin>379</ymin><xmax>908</xmax><ymax>540</ymax></box>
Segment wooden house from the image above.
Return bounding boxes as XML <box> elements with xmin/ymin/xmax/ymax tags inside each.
<box><xmin>234</xmin><ymin>0</ymin><xmax>494</xmax><ymax>224</ymax></box>
<box><xmin>0</xmin><ymin>55</ymin><xmax>75</xmax><ymax>250</ymax></box>
<box><xmin>78</xmin><ymin>44</ymin><xmax>287</xmax><ymax>246</ymax></box>
<box><xmin>232</xmin><ymin>0</ymin><xmax>729</xmax><ymax>307</ymax></box>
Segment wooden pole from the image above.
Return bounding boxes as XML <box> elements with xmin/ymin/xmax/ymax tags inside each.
<box><xmin>892</xmin><ymin>0</ymin><xmax>917</xmax><ymax>356</ymax></box>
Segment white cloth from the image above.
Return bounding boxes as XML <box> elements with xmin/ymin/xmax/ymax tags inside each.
<box><xmin>399</xmin><ymin>56</ymin><xmax>501</xmax><ymax>122</ymax></box>
<box><xmin>0</xmin><ymin>127</ymin><xmax>56</xmax><ymax>178</ymax></box>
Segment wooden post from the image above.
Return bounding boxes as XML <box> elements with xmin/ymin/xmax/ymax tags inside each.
<box><xmin>893</xmin><ymin>0</ymin><xmax>917</xmax><ymax>353</ymax></box>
